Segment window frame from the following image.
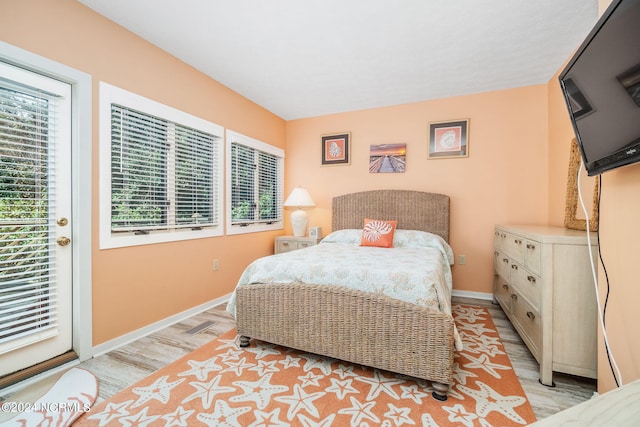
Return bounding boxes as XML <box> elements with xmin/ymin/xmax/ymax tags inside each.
<box><xmin>226</xmin><ymin>130</ymin><xmax>284</xmax><ymax>235</ymax></box>
<box><xmin>99</xmin><ymin>82</ymin><xmax>224</xmax><ymax>249</ymax></box>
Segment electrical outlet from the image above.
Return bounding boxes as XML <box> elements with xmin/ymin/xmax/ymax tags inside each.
<box><xmin>458</xmin><ymin>255</ymin><xmax>466</xmax><ymax>265</ymax></box>
<box><xmin>213</xmin><ymin>259</ymin><xmax>219</xmax><ymax>270</ymax></box>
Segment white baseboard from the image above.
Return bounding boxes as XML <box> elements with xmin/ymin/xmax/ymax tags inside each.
<box><xmin>452</xmin><ymin>289</ymin><xmax>494</xmax><ymax>301</ymax></box>
<box><xmin>92</xmin><ymin>293</ymin><xmax>232</xmax><ymax>357</ymax></box>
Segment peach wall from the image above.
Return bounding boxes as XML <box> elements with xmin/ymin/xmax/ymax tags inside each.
<box><xmin>0</xmin><ymin>0</ymin><xmax>286</xmax><ymax>344</ymax></box>
<box><xmin>286</xmin><ymin>86</ymin><xmax>550</xmax><ymax>294</ymax></box>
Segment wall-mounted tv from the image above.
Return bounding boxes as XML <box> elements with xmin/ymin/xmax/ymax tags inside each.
<box><xmin>559</xmin><ymin>0</ymin><xmax>640</xmax><ymax>176</ymax></box>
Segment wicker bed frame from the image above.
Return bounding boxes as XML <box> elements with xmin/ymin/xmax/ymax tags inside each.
<box><xmin>235</xmin><ymin>190</ymin><xmax>456</xmax><ymax>401</ymax></box>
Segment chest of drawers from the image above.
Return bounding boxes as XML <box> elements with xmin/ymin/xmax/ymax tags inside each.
<box><xmin>494</xmin><ymin>225</ymin><xmax>598</xmax><ymax>385</ymax></box>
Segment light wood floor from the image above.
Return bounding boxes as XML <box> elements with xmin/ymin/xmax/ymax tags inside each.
<box><xmin>0</xmin><ymin>296</ymin><xmax>597</xmax><ymax>423</ymax></box>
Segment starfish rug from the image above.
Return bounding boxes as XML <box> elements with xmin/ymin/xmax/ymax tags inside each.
<box><xmin>75</xmin><ymin>304</ymin><xmax>536</xmax><ymax>426</ymax></box>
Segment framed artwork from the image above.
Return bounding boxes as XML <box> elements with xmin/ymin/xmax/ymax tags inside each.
<box><xmin>369</xmin><ymin>143</ymin><xmax>406</xmax><ymax>173</ymax></box>
<box><xmin>428</xmin><ymin>119</ymin><xmax>469</xmax><ymax>159</ymax></box>
<box><xmin>321</xmin><ymin>132</ymin><xmax>350</xmax><ymax>165</ymax></box>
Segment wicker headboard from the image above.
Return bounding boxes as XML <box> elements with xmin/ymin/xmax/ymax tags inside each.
<box><xmin>332</xmin><ymin>190</ymin><xmax>450</xmax><ymax>242</ymax></box>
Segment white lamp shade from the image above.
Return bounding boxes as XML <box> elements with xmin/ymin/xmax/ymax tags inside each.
<box><xmin>284</xmin><ymin>188</ymin><xmax>315</xmax><ymax>208</ymax></box>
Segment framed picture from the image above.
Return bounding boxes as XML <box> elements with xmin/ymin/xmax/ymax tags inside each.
<box><xmin>321</xmin><ymin>132</ymin><xmax>350</xmax><ymax>165</ymax></box>
<box><xmin>428</xmin><ymin>119</ymin><xmax>469</xmax><ymax>159</ymax></box>
<box><xmin>369</xmin><ymin>143</ymin><xmax>406</xmax><ymax>173</ymax></box>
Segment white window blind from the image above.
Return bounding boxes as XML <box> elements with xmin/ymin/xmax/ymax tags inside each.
<box><xmin>226</xmin><ymin>130</ymin><xmax>284</xmax><ymax>234</ymax></box>
<box><xmin>100</xmin><ymin>83</ymin><xmax>224</xmax><ymax>248</ymax></box>
<box><xmin>0</xmin><ymin>76</ymin><xmax>62</xmax><ymax>351</ymax></box>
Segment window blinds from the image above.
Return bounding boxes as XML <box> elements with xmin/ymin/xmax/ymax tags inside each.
<box><xmin>230</xmin><ymin>141</ymin><xmax>283</xmax><ymax>226</ymax></box>
<box><xmin>110</xmin><ymin>105</ymin><xmax>220</xmax><ymax>233</ymax></box>
<box><xmin>0</xmin><ymin>80</ymin><xmax>59</xmax><ymax>350</ymax></box>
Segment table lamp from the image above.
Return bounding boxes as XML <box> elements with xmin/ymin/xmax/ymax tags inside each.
<box><xmin>284</xmin><ymin>187</ymin><xmax>315</xmax><ymax>237</ymax></box>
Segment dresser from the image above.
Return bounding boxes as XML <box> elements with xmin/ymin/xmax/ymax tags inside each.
<box><xmin>493</xmin><ymin>224</ymin><xmax>598</xmax><ymax>386</ymax></box>
<box><xmin>274</xmin><ymin>235</ymin><xmax>320</xmax><ymax>254</ymax></box>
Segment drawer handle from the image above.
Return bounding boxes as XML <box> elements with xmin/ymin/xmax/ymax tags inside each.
<box><xmin>511</xmin><ymin>294</ymin><xmax>518</xmax><ymax>301</ymax></box>
<box><xmin>526</xmin><ymin>244</ymin><xmax>536</xmax><ymax>250</ymax></box>
<box><xmin>502</xmin><ymin>284</ymin><xmax>509</xmax><ymax>290</ymax></box>
<box><xmin>527</xmin><ymin>275</ymin><xmax>536</xmax><ymax>283</ymax></box>
<box><xmin>514</xmin><ymin>239</ymin><xmax>522</xmax><ymax>245</ymax></box>
<box><xmin>503</xmin><ymin>258</ymin><xmax>509</xmax><ymax>263</ymax></box>
<box><xmin>282</xmin><ymin>242</ymin><xmax>290</xmax><ymax>246</ymax></box>
<box><xmin>511</xmin><ymin>264</ymin><xmax>518</xmax><ymax>270</ymax></box>
<box><xmin>526</xmin><ymin>311</ymin><xmax>536</xmax><ymax>320</ymax></box>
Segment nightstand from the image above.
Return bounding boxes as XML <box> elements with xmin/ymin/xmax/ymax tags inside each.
<box><xmin>274</xmin><ymin>235</ymin><xmax>320</xmax><ymax>254</ymax></box>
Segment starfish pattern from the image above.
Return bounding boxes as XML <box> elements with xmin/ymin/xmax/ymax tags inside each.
<box><xmin>399</xmin><ymin>383</ymin><xmax>429</xmax><ymax>404</ymax></box>
<box><xmin>131</xmin><ymin>376</ymin><xmax>185</xmax><ymax>408</ymax></box>
<box><xmin>251</xmin><ymin>359</ymin><xmax>280</xmax><ymax>377</ymax></box>
<box><xmin>196</xmin><ymin>400</ymin><xmax>252</xmax><ymax>427</ymax></box>
<box><xmin>85</xmin><ymin>399</ymin><xmax>133</xmax><ymax>424</ymax></box>
<box><xmin>333</xmin><ymin>363</ymin><xmax>359</xmax><ymax>379</ymax></box>
<box><xmin>325</xmin><ymin>377</ymin><xmax>359</xmax><ymax>400</ymax></box>
<box><xmin>118</xmin><ymin>407</ymin><xmax>160</xmax><ymax>426</ymax></box>
<box><xmin>337</xmin><ymin>396</ymin><xmax>380</xmax><ymax>426</ymax></box>
<box><xmin>215</xmin><ymin>337</ymin><xmax>240</xmax><ymax>351</ymax></box>
<box><xmin>298</xmin><ymin>413</ymin><xmax>336</xmax><ymax>427</ymax></box>
<box><xmin>219</xmin><ymin>348</ymin><xmax>242</xmax><ymax>363</ymax></box>
<box><xmin>222</xmin><ymin>356</ymin><xmax>255</xmax><ymax>375</ymax></box>
<box><xmin>246</xmin><ymin>408</ymin><xmax>289</xmax><ymax>427</ymax></box>
<box><xmin>178</xmin><ymin>357</ymin><xmax>222</xmax><ymax>381</ymax></box>
<box><xmin>458</xmin><ymin>322</ymin><xmax>495</xmax><ymax>336</ymax></box>
<box><xmin>230</xmin><ymin>372</ymin><xmax>289</xmax><ymax>409</ymax></box>
<box><xmin>384</xmin><ymin>403</ymin><xmax>414</xmax><ymax>426</ymax></box>
<box><xmin>452</xmin><ymin>362</ymin><xmax>478</xmax><ymax>386</ymax></box>
<box><xmin>453</xmin><ymin>306</ymin><xmax>487</xmax><ymax>323</ymax></box>
<box><xmin>279</xmin><ymin>355</ymin><xmax>302</xmax><ymax>369</ymax></box>
<box><xmin>355</xmin><ymin>370</ymin><xmax>404</xmax><ymax>400</ymax></box>
<box><xmin>298</xmin><ymin>371</ymin><xmax>324</xmax><ymax>387</ymax></box>
<box><xmin>246</xmin><ymin>342</ymin><xmax>283</xmax><ymax>359</ymax></box>
<box><xmin>181</xmin><ymin>376</ymin><xmax>236</xmax><ymax>409</ymax></box>
<box><xmin>301</xmin><ymin>353</ymin><xmax>333</xmax><ymax>375</ymax></box>
<box><xmin>443</xmin><ymin>403</ymin><xmax>478</xmax><ymax>427</ymax></box>
<box><xmin>458</xmin><ymin>381</ymin><xmax>528</xmax><ymax>424</ymax></box>
<box><xmin>160</xmin><ymin>405</ymin><xmax>195</xmax><ymax>427</ymax></box>
<box><xmin>462</xmin><ymin>353</ymin><xmax>511</xmax><ymax>378</ymax></box>
<box><xmin>274</xmin><ymin>383</ymin><xmax>325</xmax><ymax>421</ymax></box>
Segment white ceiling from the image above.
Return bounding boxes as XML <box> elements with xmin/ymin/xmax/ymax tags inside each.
<box><xmin>78</xmin><ymin>0</ymin><xmax>599</xmax><ymax>120</ymax></box>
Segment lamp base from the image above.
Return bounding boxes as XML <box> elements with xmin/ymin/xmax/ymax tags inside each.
<box><xmin>290</xmin><ymin>209</ymin><xmax>308</xmax><ymax>237</ymax></box>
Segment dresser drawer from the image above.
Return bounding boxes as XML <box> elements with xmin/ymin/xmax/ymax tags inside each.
<box><xmin>276</xmin><ymin>240</ymin><xmax>298</xmax><ymax>253</ymax></box>
<box><xmin>512</xmin><ymin>293</ymin><xmax>542</xmax><ymax>359</ymax></box>
<box><xmin>494</xmin><ymin>274</ymin><xmax>512</xmax><ymax>312</ymax></box>
<box><xmin>525</xmin><ymin>240</ymin><xmax>541</xmax><ymax>274</ymax></box>
<box><xmin>494</xmin><ymin>250</ymin><xmax>511</xmax><ymax>280</ymax></box>
<box><xmin>510</xmin><ymin>262</ymin><xmax>541</xmax><ymax>310</ymax></box>
<box><xmin>502</xmin><ymin>232</ymin><xmax>526</xmax><ymax>264</ymax></box>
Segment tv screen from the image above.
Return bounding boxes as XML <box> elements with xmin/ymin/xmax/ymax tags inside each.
<box><xmin>559</xmin><ymin>0</ymin><xmax>640</xmax><ymax>176</ymax></box>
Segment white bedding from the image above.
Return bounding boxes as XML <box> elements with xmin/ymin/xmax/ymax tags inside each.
<box><xmin>227</xmin><ymin>229</ymin><xmax>462</xmax><ymax>349</ymax></box>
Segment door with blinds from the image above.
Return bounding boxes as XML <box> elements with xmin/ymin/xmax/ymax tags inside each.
<box><xmin>0</xmin><ymin>62</ymin><xmax>73</xmax><ymax>378</ymax></box>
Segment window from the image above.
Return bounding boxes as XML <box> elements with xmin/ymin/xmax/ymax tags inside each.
<box><xmin>226</xmin><ymin>130</ymin><xmax>284</xmax><ymax>235</ymax></box>
<box><xmin>100</xmin><ymin>83</ymin><xmax>223</xmax><ymax>248</ymax></box>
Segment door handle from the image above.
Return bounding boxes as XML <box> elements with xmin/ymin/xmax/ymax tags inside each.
<box><xmin>57</xmin><ymin>236</ymin><xmax>71</xmax><ymax>247</ymax></box>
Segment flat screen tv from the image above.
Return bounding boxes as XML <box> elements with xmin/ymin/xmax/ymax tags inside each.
<box><xmin>559</xmin><ymin>0</ymin><xmax>640</xmax><ymax>176</ymax></box>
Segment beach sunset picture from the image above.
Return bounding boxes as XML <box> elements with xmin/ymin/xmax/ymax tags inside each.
<box><xmin>369</xmin><ymin>143</ymin><xmax>406</xmax><ymax>173</ymax></box>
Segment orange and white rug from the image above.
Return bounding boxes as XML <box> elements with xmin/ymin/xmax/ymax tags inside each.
<box><xmin>76</xmin><ymin>304</ymin><xmax>536</xmax><ymax>426</ymax></box>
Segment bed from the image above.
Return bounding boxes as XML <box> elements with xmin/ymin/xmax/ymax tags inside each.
<box><xmin>227</xmin><ymin>189</ymin><xmax>458</xmax><ymax>401</ymax></box>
